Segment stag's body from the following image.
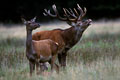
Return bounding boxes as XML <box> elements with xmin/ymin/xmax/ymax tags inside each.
<box><xmin>33</xmin><ymin>4</ymin><xmax>92</xmax><ymax>67</ymax></box>
<box><xmin>33</xmin><ymin>23</ymin><xmax>86</xmax><ymax>67</ymax></box>
<box><xmin>23</xmin><ymin>17</ymin><xmax>59</xmax><ymax>76</ymax></box>
<box><xmin>33</xmin><ymin>27</ymin><xmax>82</xmax><ymax>48</ymax></box>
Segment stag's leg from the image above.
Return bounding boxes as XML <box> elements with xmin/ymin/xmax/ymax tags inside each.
<box><xmin>58</xmin><ymin>48</ymin><xmax>69</xmax><ymax>68</ymax></box>
<box><xmin>58</xmin><ymin>54</ymin><xmax>62</xmax><ymax>66</ymax></box>
<box><xmin>29</xmin><ymin>61</ymin><xmax>35</xmax><ymax>76</ymax></box>
<box><xmin>61</xmin><ymin>48</ymin><xmax>70</xmax><ymax>68</ymax></box>
<box><xmin>61</xmin><ymin>52</ymin><xmax>67</xmax><ymax>67</ymax></box>
<box><xmin>58</xmin><ymin>53</ymin><xmax>67</xmax><ymax>68</ymax></box>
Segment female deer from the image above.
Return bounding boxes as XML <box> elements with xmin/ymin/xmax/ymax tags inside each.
<box><xmin>22</xmin><ymin>17</ymin><xmax>59</xmax><ymax>76</ymax></box>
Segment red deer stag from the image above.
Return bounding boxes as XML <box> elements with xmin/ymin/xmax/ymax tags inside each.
<box><xmin>32</xmin><ymin>4</ymin><xmax>92</xmax><ymax>68</ymax></box>
<box><xmin>22</xmin><ymin>17</ymin><xmax>59</xmax><ymax>76</ymax></box>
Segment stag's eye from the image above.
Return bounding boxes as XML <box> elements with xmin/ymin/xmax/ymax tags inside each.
<box><xmin>77</xmin><ymin>22</ymin><xmax>82</xmax><ymax>26</ymax></box>
<box><xmin>82</xmin><ymin>20</ymin><xmax>85</xmax><ymax>22</ymax></box>
<box><xmin>82</xmin><ymin>20</ymin><xmax>87</xmax><ymax>23</ymax></box>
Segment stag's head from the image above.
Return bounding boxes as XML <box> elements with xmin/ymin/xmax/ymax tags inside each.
<box><xmin>43</xmin><ymin>4</ymin><xmax>92</xmax><ymax>31</ymax></box>
<box><xmin>21</xmin><ymin>17</ymin><xmax>40</xmax><ymax>30</ymax></box>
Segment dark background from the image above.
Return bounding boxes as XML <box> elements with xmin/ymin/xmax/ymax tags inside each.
<box><xmin>0</xmin><ymin>0</ymin><xmax>120</xmax><ymax>23</ymax></box>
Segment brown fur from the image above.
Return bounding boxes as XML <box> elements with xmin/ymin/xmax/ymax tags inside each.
<box><xmin>22</xmin><ymin>17</ymin><xmax>59</xmax><ymax>76</ymax></box>
<box><xmin>32</xmin><ymin>39</ymin><xmax>58</xmax><ymax>60</ymax></box>
<box><xmin>32</xmin><ymin>39</ymin><xmax>59</xmax><ymax>74</ymax></box>
<box><xmin>32</xmin><ymin>29</ymin><xmax>65</xmax><ymax>51</ymax></box>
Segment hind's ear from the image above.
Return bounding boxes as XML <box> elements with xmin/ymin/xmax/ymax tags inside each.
<box><xmin>31</xmin><ymin>16</ymin><xmax>36</xmax><ymax>22</ymax></box>
<box><xmin>21</xmin><ymin>18</ymin><xmax>27</xmax><ymax>24</ymax></box>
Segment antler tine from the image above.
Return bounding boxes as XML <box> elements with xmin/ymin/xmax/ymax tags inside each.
<box><xmin>77</xmin><ymin>4</ymin><xmax>87</xmax><ymax>20</ymax></box>
<box><xmin>52</xmin><ymin>4</ymin><xmax>58</xmax><ymax>16</ymax></box>
<box><xmin>83</xmin><ymin>7</ymin><xmax>87</xmax><ymax>17</ymax></box>
<box><xmin>69</xmin><ymin>8</ymin><xmax>73</xmax><ymax>14</ymax></box>
<box><xmin>43</xmin><ymin>12</ymin><xmax>47</xmax><ymax>16</ymax></box>
<box><xmin>43</xmin><ymin>4</ymin><xmax>67</xmax><ymax>21</ymax></box>
<box><xmin>77</xmin><ymin>4</ymin><xmax>83</xmax><ymax>14</ymax></box>
<box><xmin>51</xmin><ymin>4</ymin><xmax>68</xmax><ymax>21</ymax></box>
<box><xmin>64</xmin><ymin>8</ymin><xmax>77</xmax><ymax>18</ymax></box>
<box><xmin>63</xmin><ymin>8</ymin><xmax>78</xmax><ymax>22</ymax></box>
<box><xmin>63</xmin><ymin>8</ymin><xmax>69</xmax><ymax>18</ymax></box>
<box><xmin>77</xmin><ymin>4</ymin><xmax>83</xmax><ymax>20</ymax></box>
<box><xmin>43</xmin><ymin>9</ymin><xmax>47</xmax><ymax>16</ymax></box>
<box><xmin>44</xmin><ymin>4</ymin><xmax>86</xmax><ymax>22</ymax></box>
<box><xmin>51</xmin><ymin>4</ymin><xmax>77</xmax><ymax>21</ymax></box>
<box><xmin>73</xmin><ymin>8</ymin><xmax>79</xmax><ymax>16</ymax></box>
<box><xmin>43</xmin><ymin>8</ymin><xmax>57</xmax><ymax>17</ymax></box>
<box><xmin>69</xmin><ymin>8</ymin><xmax>78</xmax><ymax>18</ymax></box>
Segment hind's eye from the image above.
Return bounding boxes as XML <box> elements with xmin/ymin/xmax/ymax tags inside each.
<box><xmin>78</xmin><ymin>23</ymin><xmax>81</xmax><ymax>25</ymax></box>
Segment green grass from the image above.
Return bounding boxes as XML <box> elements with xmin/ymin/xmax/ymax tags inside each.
<box><xmin>0</xmin><ymin>22</ymin><xmax>120</xmax><ymax>80</ymax></box>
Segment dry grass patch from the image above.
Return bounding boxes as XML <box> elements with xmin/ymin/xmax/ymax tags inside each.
<box><xmin>0</xmin><ymin>20</ymin><xmax>120</xmax><ymax>80</ymax></box>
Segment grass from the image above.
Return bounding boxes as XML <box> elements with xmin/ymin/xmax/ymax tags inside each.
<box><xmin>0</xmin><ymin>20</ymin><xmax>120</xmax><ymax>80</ymax></box>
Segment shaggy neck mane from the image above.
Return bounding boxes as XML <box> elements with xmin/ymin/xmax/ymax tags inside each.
<box><xmin>62</xmin><ymin>26</ymin><xmax>85</xmax><ymax>47</ymax></box>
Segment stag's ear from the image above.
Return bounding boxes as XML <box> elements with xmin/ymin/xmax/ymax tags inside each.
<box><xmin>31</xmin><ymin>16</ymin><xmax>36</xmax><ymax>22</ymax></box>
<box><xmin>67</xmin><ymin>21</ymin><xmax>76</xmax><ymax>27</ymax></box>
<box><xmin>21</xmin><ymin>18</ymin><xmax>27</xmax><ymax>24</ymax></box>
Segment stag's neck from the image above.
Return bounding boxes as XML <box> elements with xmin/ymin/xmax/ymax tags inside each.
<box><xmin>26</xmin><ymin>30</ymin><xmax>33</xmax><ymax>53</ymax></box>
<box><xmin>74</xmin><ymin>26</ymin><xmax>84</xmax><ymax>41</ymax></box>
<box><xmin>62</xmin><ymin>26</ymin><xmax>84</xmax><ymax>47</ymax></box>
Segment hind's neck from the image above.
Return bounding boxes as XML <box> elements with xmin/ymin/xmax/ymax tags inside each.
<box><xmin>26</xmin><ymin>30</ymin><xmax>33</xmax><ymax>53</ymax></box>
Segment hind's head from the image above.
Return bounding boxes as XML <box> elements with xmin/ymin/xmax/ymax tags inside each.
<box><xmin>21</xmin><ymin>17</ymin><xmax>40</xmax><ymax>31</ymax></box>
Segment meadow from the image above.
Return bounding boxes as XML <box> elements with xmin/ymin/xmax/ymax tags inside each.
<box><xmin>0</xmin><ymin>19</ymin><xmax>120</xmax><ymax>80</ymax></box>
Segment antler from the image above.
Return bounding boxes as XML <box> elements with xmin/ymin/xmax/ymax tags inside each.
<box><xmin>77</xmin><ymin>4</ymin><xmax>87</xmax><ymax>20</ymax></box>
<box><xmin>63</xmin><ymin>8</ymin><xmax>77</xmax><ymax>19</ymax></box>
<box><xmin>43</xmin><ymin>4</ymin><xmax>67</xmax><ymax>21</ymax></box>
<box><xmin>43</xmin><ymin>4</ymin><xmax>77</xmax><ymax>22</ymax></box>
<box><xmin>64</xmin><ymin>4</ymin><xmax>87</xmax><ymax>21</ymax></box>
<box><xmin>43</xmin><ymin>4</ymin><xmax>87</xmax><ymax>22</ymax></box>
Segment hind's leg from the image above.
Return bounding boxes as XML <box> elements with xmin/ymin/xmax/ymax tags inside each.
<box><xmin>49</xmin><ymin>55</ymin><xmax>57</xmax><ymax>72</ymax></box>
<box><xmin>29</xmin><ymin>61</ymin><xmax>35</xmax><ymax>76</ymax></box>
<box><xmin>36</xmin><ymin>62</ymin><xmax>40</xmax><ymax>75</ymax></box>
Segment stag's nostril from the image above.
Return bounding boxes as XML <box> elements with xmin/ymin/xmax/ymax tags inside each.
<box><xmin>86</xmin><ymin>19</ymin><xmax>92</xmax><ymax>25</ymax></box>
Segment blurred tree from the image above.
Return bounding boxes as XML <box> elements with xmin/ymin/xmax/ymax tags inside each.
<box><xmin>0</xmin><ymin>0</ymin><xmax>119</xmax><ymax>23</ymax></box>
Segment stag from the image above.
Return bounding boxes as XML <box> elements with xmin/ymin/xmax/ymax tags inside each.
<box><xmin>22</xmin><ymin>17</ymin><xmax>59</xmax><ymax>76</ymax></box>
<box><xmin>32</xmin><ymin>4</ymin><xmax>92</xmax><ymax>68</ymax></box>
